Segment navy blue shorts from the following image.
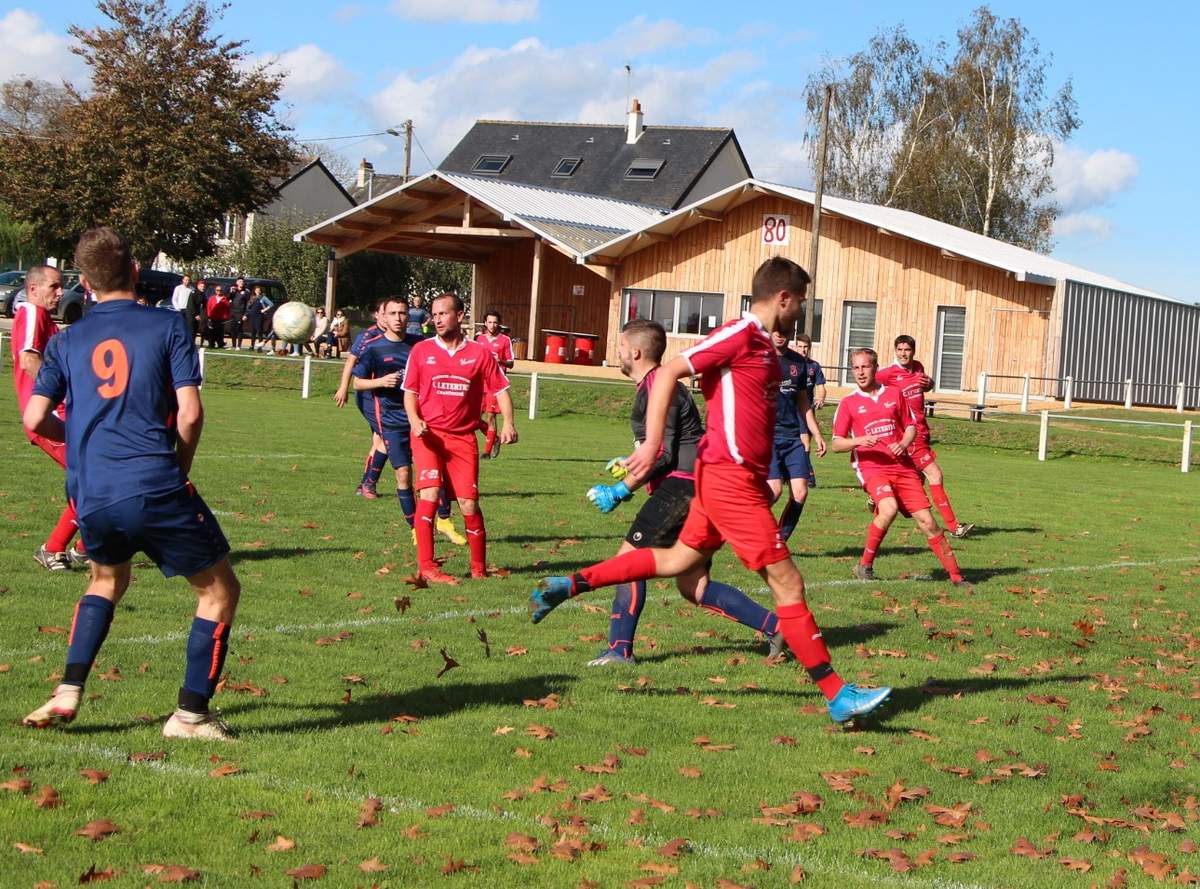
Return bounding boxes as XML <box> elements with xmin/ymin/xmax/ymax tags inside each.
<box><xmin>769</xmin><ymin>437</ymin><xmax>815</xmax><ymax>485</ymax></box>
<box><xmin>78</xmin><ymin>483</ymin><xmax>230</xmax><ymax>578</ymax></box>
<box><xmin>382</xmin><ymin>427</ymin><xmax>413</xmax><ymax>470</ymax></box>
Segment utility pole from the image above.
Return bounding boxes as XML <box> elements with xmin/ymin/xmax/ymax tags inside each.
<box><xmin>403</xmin><ymin>119</ymin><xmax>413</xmax><ymax>183</ymax></box>
<box><xmin>805</xmin><ymin>84</ymin><xmax>833</xmax><ymax>338</ymax></box>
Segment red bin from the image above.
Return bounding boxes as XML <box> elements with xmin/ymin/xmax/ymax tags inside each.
<box><xmin>544</xmin><ymin>332</ymin><xmax>567</xmax><ymax>364</ymax></box>
<box><xmin>572</xmin><ymin>334</ymin><xmax>597</xmax><ymax>365</ymax></box>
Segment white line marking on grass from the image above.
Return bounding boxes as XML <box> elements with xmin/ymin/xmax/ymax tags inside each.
<box><xmin>6</xmin><ymin>735</ymin><xmax>993</xmax><ymax>889</ymax></box>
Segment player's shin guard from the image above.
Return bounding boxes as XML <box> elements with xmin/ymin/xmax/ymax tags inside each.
<box><xmin>927</xmin><ymin>531</ymin><xmax>964</xmax><ymax>583</ymax></box>
<box><xmin>362</xmin><ymin>449</ymin><xmax>388</xmax><ymax>487</ymax></box>
<box><xmin>397</xmin><ymin>489</ymin><xmax>416</xmax><ymax>527</ymax></box>
<box><xmin>776</xmin><ymin>602</ymin><xmax>844</xmax><ymax>700</ymax></box>
<box><xmin>415</xmin><ymin>498</ymin><xmax>438</xmax><ymax>573</ymax></box>
<box><xmin>63</xmin><ymin>595</ymin><xmax>116</xmax><ymax>687</ymax></box>
<box><xmin>464</xmin><ymin>512</ymin><xmax>486</xmax><ymax>572</ymax></box>
<box><xmin>577</xmin><ymin>548</ymin><xmax>657</xmax><ymax>594</ymax></box>
<box><xmin>862</xmin><ymin>522</ymin><xmax>888</xmax><ymax>566</ymax></box>
<box><xmin>180</xmin><ymin>617</ymin><xmax>231</xmax><ymax>714</ymax></box>
<box><xmin>46</xmin><ymin>504</ymin><xmax>79</xmax><ymax>554</ymax></box>
<box><xmin>606</xmin><ymin>581</ymin><xmax>646</xmax><ymax>658</ymax></box>
<box><xmin>778</xmin><ymin>498</ymin><xmax>804</xmax><ymax>542</ymax></box>
<box><xmin>698</xmin><ymin>580</ymin><xmax>779</xmax><ymax>636</ymax></box>
<box><xmin>437</xmin><ymin>488</ymin><xmax>453</xmax><ymax>520</ymax></box>
<box><xmin>929</xmin><ymin>484</ymin><xmax>959</xmax><ymax>529</ymax></box>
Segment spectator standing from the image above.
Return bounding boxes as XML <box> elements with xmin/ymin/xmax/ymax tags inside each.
<box><xmin>245</xmin><ymin>285</ymin><xmax>273</xmax><ymax>352</ymax></box>
<box><xmin>227</xmin><ymin>277</ymin><xmax>250</xmax><ymax>350</ymax></box>
<box><xmin>192</xmin><ymin>279</ymin><xmax>208</xmax><ymax>345</ymax></box>
<box><xmin>171</xmin><ymin>275</ymin><xmax>193</xmax><ymax>313</ymax></box>
<box><xmin>406</xmin><ymin>294</ymin><xmax>430</xmax><ymax>339</ymax></box>
<box><xmin>205</xmin><ymin>285</ymin><xmax>230</xmax><ymax>349</ymax></box>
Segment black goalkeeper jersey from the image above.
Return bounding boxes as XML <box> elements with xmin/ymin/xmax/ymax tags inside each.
<box><xmin>631</xmin><ymin>366</ymin><xmax>703</xmax><ymax>484</ymax></box>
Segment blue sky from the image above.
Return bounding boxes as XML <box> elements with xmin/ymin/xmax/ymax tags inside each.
<box><xmin>4</xmin><ymin>1</ymin><xmax>1197</xmax><ymax>302</ymax></box>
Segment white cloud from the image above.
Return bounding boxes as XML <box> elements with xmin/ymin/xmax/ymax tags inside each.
<box><xmin>369</xmin><ymin>29</ymin><xmax>767</xmax><ymax>170</ymax></box>
<box><xmin>1053</xmin><ymin>212</ymin><xmax>1113</xmax><ymax>240</ymax></box>
<box><xmin>390</xmin><ymin>0</ymin><xmax>538</xmax><ymax>24</ymax></box>
<box><xmin>1053</xmin><ymin>144</ymin><xmax>1138</xmax><ymax>213</ymax></box>
<box><xmin>0</xmin><ymin>9</ymin><xmax>87</xmax><ymax>86</ymax></box>
<box><xmin>257</xmin><ymin>44</ymin><xmax>350</xmax><ymax>104</ymax></box>
<box><xmin>602</xmin><ymin>16</ymin><xmax>718</xmax><ymax>56</ymax></box>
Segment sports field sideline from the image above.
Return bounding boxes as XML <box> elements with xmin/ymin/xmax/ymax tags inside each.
<box><xmin>1</xmin><ymin>366</ymin><xmax>1197</xmax><ymax>888</ymax></box>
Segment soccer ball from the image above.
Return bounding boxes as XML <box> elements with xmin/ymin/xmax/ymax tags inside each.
<box><xmin>272</xmin><ymin>301</ymin><xmax>316</xmax><ymax>344</ymax></box>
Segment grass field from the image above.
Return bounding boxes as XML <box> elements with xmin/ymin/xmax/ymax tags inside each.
<box><xmin>1</xmin><ymin>356</ymin><xmax>1198</xmax><ymax>888</ymax></box>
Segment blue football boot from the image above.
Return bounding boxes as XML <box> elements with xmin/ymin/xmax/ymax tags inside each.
<box><xmin>827</xmin><ymin>684</ymin><xmax>892</xmax><ymax>724</ymax></box>
<box><xmin>529</xmin><ymin>576</ymin><xmax>574</xmax><ymax>624</ymax></box>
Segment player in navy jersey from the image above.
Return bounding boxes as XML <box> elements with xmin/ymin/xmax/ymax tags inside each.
<box><xmin>334</xmin><ymin>299</ymin><xmax>387</xmax><ymax>497</ymax></box>
<box><xmin>352</xmin><ymin>297</ymin><xmax>420</xmax><ymax>531</ymax></box>
<box><xmin>768</xmin><ymin>331</ymin><xmax>826</xmax><ymax>541</ymax></box>
<box><xmin>21</xmin><ymin>227</ymin><xmax>241</xmax><ymax>740</ymax></box>
<box><xmin>581</xmin><ymin>319</ymin><xmax>787</xmax><ymax>665</ymax></box>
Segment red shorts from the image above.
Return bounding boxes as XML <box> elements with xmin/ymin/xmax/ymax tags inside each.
<box><xmin>482</xmin><ymin>391</ymin><xmax>500</xmax><ymax>415</ymax></box>
<box><xmin>678</xmin><ymin>461</ymin><xmax>789</xmax><ymax>571</ymax></box>
<box><xmin>907</xmin><ymin>433</ymin><xmax>937</xmax><ymax>471</ymax></box>
<box><xmin>410</xmin><ymin>428</ymin><xmax>478</xmax><ymax>500</ymax></box>
<box><xmin>30</xmin><ymin>433</ymin><xmax>67</xmax><ymax>469</ymax></box>
<box><xmin>862</xmin><ymin>467</ymin><xmax>930</xmax><ymax>517</ymax></box>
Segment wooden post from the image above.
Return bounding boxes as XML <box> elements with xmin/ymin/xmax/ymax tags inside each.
<box><xmin>1124</xmin><ymin>378</ymin><xmax>1133</xmax><ymax>410</ymax></box>
<box><xmin>1038</xmin><ymin>410</ymin><xmax>1049</xmax><ymax>462</ymax></box>
<box><xmin>528</xmin><ymin>371</ymin><xmax>540</xmax><ymax>420</ymax></box>
<box><xmin>1182</xmin><ymin>420</ymin><xmax>1193</xmax><ymax>473</ymax></box>
<box><xmin>197</xmin><ymin>347</ymin><xmax>206</xmax><ymax>388</ymax></box>
<box><xmin>1020</xmin><ymin>374</ymin><xmax>1031</xmax><ymax>413</ymax></box>
<box><xmin>302</xmin><ymin>355</ymin><xmax>312</xmax><ymax>399</ymax></box>
<box><xmin>804</xmin><ymin>84</ymin><xmax>833</xmax><ymax>338</ymax></box>
<box><xmin>324</xmin><ymin>254</ymin><xmax>339</xmax><ymax>318</ymax></box>
<box><xmin>403</xmin><ymin>119</ymin><xmax>413</xmax><ymax>183</ymax></box>
<box><xmin>1063</xmin><ymin>376</ymin><xmax>1074</xmax><ymax>410</ymax></box>
<box><xmin>1177</xmin><ymin>381</ymin><xmax>1186</xmax><ymax>413</ymax></box>
<box><xmin>526</xmin><ymin>239</ymin><xmax>544</xmax><ymax>361</ymax></box>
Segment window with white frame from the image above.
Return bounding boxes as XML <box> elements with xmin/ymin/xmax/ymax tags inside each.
<box><xmin>622</xmin><ymin>289</ymin><xmax>724</xmax><ymax>336</ymax></box>
<box><xmin>740</xmin><ymin>295</ymin><xmax>823</xmax><ymax>342</ymax></box>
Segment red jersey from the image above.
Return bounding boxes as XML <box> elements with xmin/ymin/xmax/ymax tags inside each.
<box><xmin>206</xmin><ymin>294</ymin><xmax>230</xmax><ymax>321</ymax></box>
<box><xmin>474</xmin><ymin>332</ymin><xmax>514</xmax><ymax>366</ymax></box>
<box><xmin>876</xmin><ymin>359</ymin><xmax>928</xmax><ymax>437</ymax></box>
<box><xmin>11</xmin><ymin>301</ymin><xmax>59</xmax><ymax>412</ymax></box>
<box><xmin>403</xmin><ymin>336</ymin><xmax>509</xmax><ymax>434</ymax></box>
<box><xmin>679</xmin><ymin>313</ymin><xmax>779</xmax><ymax>477</ymax></box>
<box><xmin>832</xmin><ymin>385</ymin><xmax>918</xmax><ymax>475</ymax></box>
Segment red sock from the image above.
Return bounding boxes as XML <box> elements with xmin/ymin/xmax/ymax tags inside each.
<box><xmin>862</xmin><ymin>522</ymin><xmax>887</xmax><ymax>566</ymax></box>
<box><xmin>578</xmin><ymin>548</ymin><xmax>657</xmax><ymax>592</ymax></box>
<box><xmin>415</xmin><ymin>498</ymin><xmax>438</xmax><ymax>573</ymax></box>
<box><xmin>776</xmin><ymin>602</ymin><xmax>844</xmax><ymax>700</ymax></box>
<box><xmin>927</xmin><ymin>532</ymin><xmax>964</xmax><ymax>583</ymax></box>
<box><xmin>46</xmin><ymin>504</ymin><xmax>79</xmax><ymax>553</ymax></box>
<box><xmin>483</xmin><ymin>427</ymin><xmax>497</xmax><ymax>454</ymax></box>
<box><xmin>464</xmin><ymin>512</ymin><xmax>486</xmax><ymax>571</ymax></box>
<box><xmin>929</xmin><ymin>483</ymin><xmax>958</xmax><ymax>529</ymax></box>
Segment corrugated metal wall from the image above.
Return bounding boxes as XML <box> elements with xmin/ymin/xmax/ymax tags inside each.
<box><xmin>1059</xmin><ymin>281</ymin><xmax>1200</xmax><ymax>407</ymax></box>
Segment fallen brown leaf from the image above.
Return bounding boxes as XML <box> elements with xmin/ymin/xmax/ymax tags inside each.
<box><xmin>75</xmin><ymin>819</ymin><xmax>121</xmax><ymax>842</ymax></box>
<box><xmin>358</xmin><ymin>857</ymin><xmax>388</xmax><ymax>873</ymax></box>
<box><xmin>79</xmin><ymin>769</ymin><xmax>110</xmax><ymax>785</ymax></box>
<box><xmin>266</xmin><ymin>835</ymin><xmax>296</xmax><ymax>852</ymax></box>
<box><xmin>285</xmin><ymin>864</ymin><xmax>327</xmax><ymax>880</ymax></box>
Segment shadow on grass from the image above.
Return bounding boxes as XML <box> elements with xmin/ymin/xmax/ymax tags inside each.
<box><xmin>869</xmin><ymin>673</ymin><xmax>1093</xmax><ymax>727</ymax></box>
<box><xmin>233</xmin><ymin>546</ymin><xmax>357</xmax><ymax>562</ymax></box>
<box><xmin>619</xmin><ymin>622</ymin><xmax>897</xmax><ymax>666</ymax></box>
<box><xmin>501</xmin><ymin>534</ymin><xmax>615</xmax><ymax>544</ymax></box>
<box><xmin>257</xmin><ymin>673</ymin><xmax>578</xmax><ymax>733</ymax></box>
<box><xmin>955</xmin><ymin>525</ymin><xmax>1042</xmax><ymax>538</ymax></box>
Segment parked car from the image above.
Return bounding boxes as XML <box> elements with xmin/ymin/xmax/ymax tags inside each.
<box><xmin>204</xmin><ymin>276</ymin><xmax>288</xmax><ymax>306</ymax></box>
<box><xmin>1</xmin><ymin>270</ymin><xmax>29</xmax><ymax>317</ymax></box>
<box><xmin>9</xmin><ymin>269</ymin><xmax>183</xmax><ymax>323</ymax></box>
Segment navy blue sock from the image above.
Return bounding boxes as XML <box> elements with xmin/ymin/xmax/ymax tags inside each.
<box><xmin>362</xmin><ymin>450</ymin><xmax>388</xmax><ymax>486</ymax></box>
<box><xmin>604</xmin><ymin>581</ymin><xmax>646</xmax><ymax>658</ymax></box>
<box><xmin>63</xmin><ymin>595</ymin><xmax>116</xmax><ymax>686</ymax></box>
<box><xmin>397</xmin><ymin>488</ymin><xmax>416</xmax><ymax>527</ymax></box>
<box><xmin>180</xmin><ymin>617</ymin><xmax>231</xmax><ymax>714</ymax></box>
<box><xmin>437</xmin><ymin>488</ymin><xmax>452</xmax><ymax>520</ymax></box>
<box><xmin>699</xmin><ymin>580</ymin><xmax>779</xmax><ymax>635</ymax></box>
<box><xmin>779</xmin><ymin>498</ymin><xmax>805</xmax><ymax>542</ymax></box>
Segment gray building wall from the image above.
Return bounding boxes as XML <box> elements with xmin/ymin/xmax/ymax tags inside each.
<box><xmin>1058</xmin><ymin>281</ymin><xmax>1200</xmax><ymax>407</ymax></box>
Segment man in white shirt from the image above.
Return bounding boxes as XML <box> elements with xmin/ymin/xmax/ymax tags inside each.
<box><xmin>171</xmin><ymin>275</ymin><xmax>194</xmax><ymax>311</ymax></box>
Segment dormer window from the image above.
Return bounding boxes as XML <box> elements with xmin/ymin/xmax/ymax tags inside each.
<box><xmin>552</xmin><ymin>157</ymin><xmax>582</xmax><ymax>178</ymax></box>
<box><xmin>625</xmin><ymin>159</ymin><xmax>664</xmax><ymax>180</ymax></box>
<box><xmin>471</xmin><ymin>154</ymin><xmax>511</xmax><ymax>175</ymax></box>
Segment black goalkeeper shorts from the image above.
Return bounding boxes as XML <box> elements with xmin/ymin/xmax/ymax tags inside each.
<box><xmin>625</xmin><ymin>475</ymin><xmax>694</xmax><ymax>549</ymax></box>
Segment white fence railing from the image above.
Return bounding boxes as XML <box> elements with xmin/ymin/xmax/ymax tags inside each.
<box><xmin>1037</xmin><ymin>411</ymin><xmax>1194</xmax><ymax>473</ymax></box>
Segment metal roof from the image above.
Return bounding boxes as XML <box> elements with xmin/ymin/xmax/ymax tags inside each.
<box><xmin>585</xmin><ymin>178</ymin><xmax>1175</xmax><ymax>301</ymax></box>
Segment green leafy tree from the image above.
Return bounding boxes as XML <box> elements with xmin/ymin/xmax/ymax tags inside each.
<box><xmin>0</xmin><ymin>201</ymin><xmax>46</xmax><ymax>267</ymax></box>
<box><xmin>218</xmin><ymin>213</ymin><xmax>328</xmax><ymax>305</ymax></box>
<box><xmin>0</xmin><ymin>0</ymin><xmax>293</xmax><ymax>264</ymax></box>
<box><xmin>804</xmin><ymin>6</ymin><xmax>1078</xmax><ymax>251</ymax></box>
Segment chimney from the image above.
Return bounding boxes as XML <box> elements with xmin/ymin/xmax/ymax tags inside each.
<box><xmin>356</xmin><ymin>158</ymin><xmax>374</xmax><ymax>189</ymax></box>
<box><xmin>626</xmin><ymin>98</ymin><xmax>644</xmax><ymax>145</ymax></box>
